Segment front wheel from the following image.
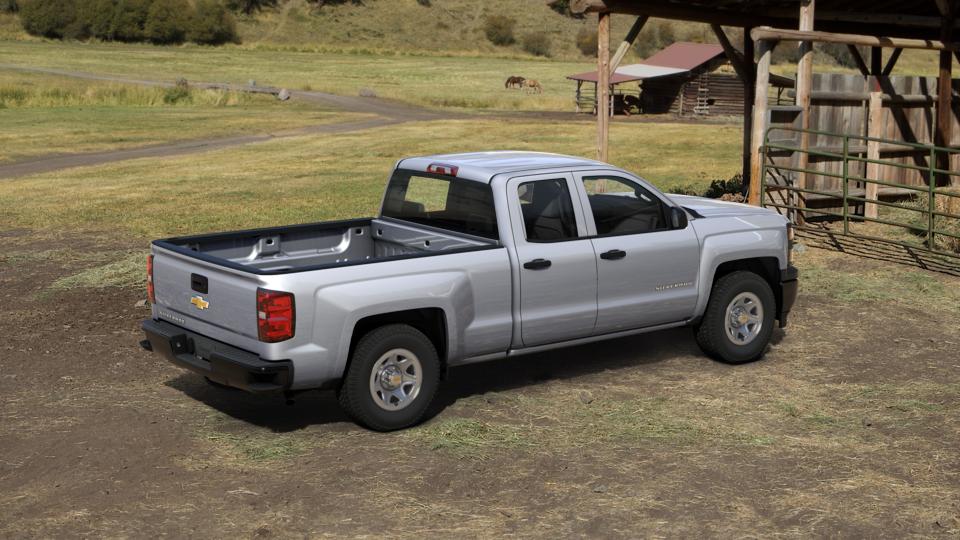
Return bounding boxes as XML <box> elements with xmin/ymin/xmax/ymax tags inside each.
<box><xmin>695</xmin><ymin>271</ymin><xmax>776</xmax><ymax>364</ymax></box>
<box><xmin>338</xmin><ymin>324</ymin><xmax>440</xmax><ymax>431</ymax></box>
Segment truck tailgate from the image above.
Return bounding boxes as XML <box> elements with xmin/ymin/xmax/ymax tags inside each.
<box><xmin>152</xmin><ymin>247</ymin><xmax>261</xmax><ymax>341</ymax></box>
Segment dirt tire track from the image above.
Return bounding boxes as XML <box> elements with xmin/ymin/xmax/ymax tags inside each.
<box><xmin>0</xmin><ymin>65</ymin><xmax>457</xmax><ymax>179</ymax></box>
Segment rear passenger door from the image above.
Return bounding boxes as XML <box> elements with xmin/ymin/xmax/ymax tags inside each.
<box><xmin>574</xmin><ymin>172</ymin><xmax>700</xmax><ymax>334</ymax></box>
<box><xmin>506</xmin><ymin>173</ymin><xmax>598</xmax><ymax>347</ymax></box>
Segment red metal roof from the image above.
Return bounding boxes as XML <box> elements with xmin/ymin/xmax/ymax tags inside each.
<box><xmin>641</xmin><ymin>42</ymin><xmax>725</xmax><ymax>70</ymax></box>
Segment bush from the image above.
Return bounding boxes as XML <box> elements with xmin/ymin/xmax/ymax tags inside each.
<box><xmin>819</xmin><ymin>43</ymin><xmax>860</xmax><ymax>69</ymax></box>
<box><xmin>483</xmin><ymin>15</ymin><xmax>515</xmax><ymax>46</ymax></box>
<box><xmin>547</xmin><ymin>0</ymin><xmax>582</xmax><ymax>18</ymax></box>
<box><xmin>20</xmin><ymin>0</ymin><xmax>77</xmax><ymax>38</ymax></box>
<box><xmin>163</xmin><ymin>77</ymin><xmax>190</xmax><ymax>104</ymax></box>
<box><xmin>225</xmin><ymin>0</ymin><xmax>276</xmax><ymax>15</ymax></box>
<box><xmin>522</xmin><ymin>31</ymin><xmax>551</xmax><ymax>57</ymax></box>
<box><xmin>79</xmin><ymin>0</ymin><xmax>117</xmax><ymax>40</ymax></box>
<box><xmin>187</xmin><ymin>0</ymin><xmax>238</xmax><ymax>45</ymax></box>
<box><xmin>110</xmin><ymin>0</ymin><xmax>151</xmax><ymax>41</ymax></box>
<box><xmin>145</xmin><ymin>0</ymin><xmax>189</xmax><ymax>44</ymax></box>
<box><xmin>703</xmin><ymin>174</ymin><xmax>745</xmax><ymax>199</ymax></box>
<box><xmin>1</xmin><ymin>0</ymin><xmax>18</xmax><ymax>13</ymax></box>
<box><xmin>575</xmin><ymin>27</ymin><xmax>596</xmax><ymax>56</ymax></box>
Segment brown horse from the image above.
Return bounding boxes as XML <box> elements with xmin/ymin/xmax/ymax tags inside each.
<box><xmin>505</xmin><ymin>76</ymin><xmax>525</xmax><ymax>89</ymax></box>
<box><xmin>522</xmin><ymin>79</ymin><xmax>543</xmax><ymax>94</ymax></box>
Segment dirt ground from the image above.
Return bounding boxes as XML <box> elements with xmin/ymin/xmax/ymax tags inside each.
<box><xmin>1</xmin><ymin>230</ymin><xmax>958</xmax><ymax>538</ymax></box>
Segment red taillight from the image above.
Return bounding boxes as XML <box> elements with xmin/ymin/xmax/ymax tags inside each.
<box><xmin>257</xmin><ymin>288</ymin><xmax>295</xmax><ymax>343</ymax></box>
<box><xmin>427</xmin><ymin>163</ymin><xmax>459</xmax><ymax>176</ymax></box>
<box><xmin>146</xmin><ymin>255</ymin><xmax>155</xmax><ymax>304</ymax></box>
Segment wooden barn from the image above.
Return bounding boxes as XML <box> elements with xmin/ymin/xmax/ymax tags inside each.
<box><xmin>567</xmin><ymin>41</ymin><xmax>792</xmax><ymax>116</ymax></box>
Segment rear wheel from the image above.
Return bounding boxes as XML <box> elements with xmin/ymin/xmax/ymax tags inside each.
<box><xmin>695</xmin><ymin>271</ymin><xmax>775</xmax><ymax>364</ymax></box>
<box><xmin>338</xmin><ymin>324</ymin><xmax>440</xmax><ymax>431</ymax></box>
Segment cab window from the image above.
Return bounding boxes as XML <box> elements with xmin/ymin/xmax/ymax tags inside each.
<box><xmin>382</xmin><ymin>169</ymin><xmax>498</xmax><ymax>239</ymax></box>
<box><xmin>518</xmin><ymin>179</ymin><xmax>579</xmax><ymax>242</ymax></box>
<box><xmin>581</xmin><ymin>176</ymin><xmax>667</xmax><ymax>235</ymax></box>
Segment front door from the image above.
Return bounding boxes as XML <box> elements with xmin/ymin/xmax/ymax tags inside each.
<box><xmin>574</xmin><ymin>173</ymin><xmax>701</xmax><ymax>334</ymax></box>
<box><xmin>507</xmin><ymin>174</ymin><xmax>598</xmax><ymax>347</ymax></box>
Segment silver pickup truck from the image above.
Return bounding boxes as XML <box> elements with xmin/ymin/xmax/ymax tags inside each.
<box><xmin>141</xmin><ymin>151</ymin><xmax>798</xmax><ymax>430</ymax></box>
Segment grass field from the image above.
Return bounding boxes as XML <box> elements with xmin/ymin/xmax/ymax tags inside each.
<box><xmin>0</xmin><ymin>40</ymin><xmax>595</xmax><ymax>111</ymax></box>
<box><xmin>0</xmin><ymin>118</ymin><xmax>741</xmax><ymax>237</ymax></box>
<box><xmin>0</xmin><ymin>71</ymin><xmax>362</xmax><ymax>162</ymax></box>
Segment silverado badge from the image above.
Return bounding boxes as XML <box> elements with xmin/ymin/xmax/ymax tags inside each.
<box><xmin>190</xmin><ymin>295</ymin><xmax>209</xmax><ymax>310</ymax></box>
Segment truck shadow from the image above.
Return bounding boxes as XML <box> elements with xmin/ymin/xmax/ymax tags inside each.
<box><xmin>165</xmin><ymin>326</ymin><xmax>781</xmax><ymax>432</ymax></box>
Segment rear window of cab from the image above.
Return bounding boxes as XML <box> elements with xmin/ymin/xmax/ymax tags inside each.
<box><xmin>381</xmin><ymin>169</ymin><xmax>499</xmax><ymax>240</ymax></box>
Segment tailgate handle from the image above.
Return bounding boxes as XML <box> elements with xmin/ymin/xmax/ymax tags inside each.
<box><xmin>190</xmin><ymin>273</ymin><xmax>208</xmax><ymax>294</ymax></box>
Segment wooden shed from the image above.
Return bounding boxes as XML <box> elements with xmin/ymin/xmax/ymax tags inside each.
<box><xmin>568</xmin><ymin>42</ymin><xmax>792</xmax><ymax>116</ymax></box>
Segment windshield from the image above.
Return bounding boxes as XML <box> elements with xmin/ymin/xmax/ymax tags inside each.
<box><xmin>381</xmin><ymin>169</ymin><xmax>499</xmax><ymax>240</ymax></box>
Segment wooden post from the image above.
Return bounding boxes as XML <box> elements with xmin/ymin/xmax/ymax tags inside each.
<box><xmin>597</xmin><ymin>11</ymin><xmax>611</xmax><ymax>162</ymax></box>
<box><xmin>748</xmin><ymin>39</ymin><xmax>773</xmax><ymax>206</ymax></box>
<box><xmin>865</xmin><ymin>90</ymin><xmax>883</xmax><ymax>219</ymax></box>
<box><xmin>870</xmin><ymin>46</ymin><xmax>882</xmax><ymax>75</ymax></box>
<box><xmin>936</xmin><ymin>11</ymin><xmax>954</xmax><ymax>186</ymax></box>
<box><xmin>794</xmin><ymin>0</ymin><xmax>815</xmax><ymax>219</ymax></box>
<box><xmin>742</xmin><ymin>27</ymin><xmax>755</xmax><ymax>192</ymax></box>
<box><xmin>610</xmin><ymin>16</ymin><xmax>648</xmax><ymax>75</ymax></box>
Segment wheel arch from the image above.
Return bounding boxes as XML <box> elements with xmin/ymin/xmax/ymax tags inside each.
<box><xmin>345</xmin><ymin>308</ymin><xmax>449</xmax><ymax>381</ymax></box>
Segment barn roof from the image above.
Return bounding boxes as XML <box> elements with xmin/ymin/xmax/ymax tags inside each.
<box><xmin>566</xmin><ymin>41</ymin><xmax>723</xmax><ymax>83</ymax></box>
<box><xmin>641</xmin><ymin>42</ymin><xmax>724</xmax><ymax>70</ymax></box>
<box><xmin>570</xmin><ymin>1</ymin><xmax>955</xmax><ymax>41</ymax></box>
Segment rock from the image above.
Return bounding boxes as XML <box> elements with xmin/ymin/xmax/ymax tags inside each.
<box><xmin>592</xmin><ymin>485</ymin><xmax>606</xmax><ymax>493</ymax></box>
<box><xmin>578</xmin><ymin>391</ymin><xmax>593</xmax><ymax>404</ymax></box>
<box><xmin>248</xmin><ymin>79</ymin><xmax>256</xmax><ymax>87</ymax></box>
<box><xmin>792</xmin><ymin>242</ymin><xmax>807</xmax><ymax>254</ymax></box>
<box><xmin>135</xmin><ymin>299</ymin><xmax>148</xmax><ymax>308</ymax></box>
<box><xmin>277</xmin><ymin>88</ymin><xmax>291</xmax><ymax>101</ymax></box>
<box><xmin>359</xmin><ymin>87</ymin><xmax>377</xmax><ymax>98</ymax></box>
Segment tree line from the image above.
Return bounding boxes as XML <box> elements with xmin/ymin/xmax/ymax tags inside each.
<box><xmin>17</xmin><ymin>0</ymin><xmax>239</xmax><ymax>45</ymax></box>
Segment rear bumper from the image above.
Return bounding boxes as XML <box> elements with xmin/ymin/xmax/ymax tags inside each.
<box><xmin>778</xmin><ymin>265</ymin><xmax>799</xmax><ymax>328</ymax></box>
<box><xmin>141</xmin><ymin>319</ymin><xmax>293</xmax><ymax>393</ymax></box>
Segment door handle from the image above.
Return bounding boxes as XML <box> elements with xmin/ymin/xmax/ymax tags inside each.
<box><xmin>523</xmin><ymin>258</ymin><xmax>552</xmax><ymax>270</ymax></box>
<box><xmin>600</xmin><ymin>249</ymin><xmax>627</xmax><ymax>260</ymax></box>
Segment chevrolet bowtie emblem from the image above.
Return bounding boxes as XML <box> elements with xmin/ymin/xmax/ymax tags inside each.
<box><xmin>190</xmin><ymin>295</ymin><xmax>209</xmax><ymax>310</ymax></box>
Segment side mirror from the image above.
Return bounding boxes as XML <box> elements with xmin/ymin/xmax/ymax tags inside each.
<box><xmin>669</xmin><ymin>206</ymin><xmax>688</xmax><ymax>229</ymax></box>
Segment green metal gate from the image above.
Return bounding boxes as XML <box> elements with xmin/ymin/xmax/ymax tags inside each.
<box><xmin>761</xmin><ymin>126</ymin><xmax>960</xmax><ymax>260</ymax></box>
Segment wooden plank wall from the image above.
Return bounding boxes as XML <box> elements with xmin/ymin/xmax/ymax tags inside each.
<box><xmin>767</xmin><ymin>74</ymin><xmax>960</xmax><ymax>202</ymax></box>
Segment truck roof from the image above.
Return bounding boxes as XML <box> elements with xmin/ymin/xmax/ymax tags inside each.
<box><xmin>398</xmin><ymin>151</ymin><xmax>608</xmax><ymax>183</ymax></box>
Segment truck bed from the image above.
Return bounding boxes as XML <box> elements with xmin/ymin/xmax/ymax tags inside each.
<box><xmin>154</xmin><ymin>217</ymin><xmax>496</xmax><ymax>274</ymax></box>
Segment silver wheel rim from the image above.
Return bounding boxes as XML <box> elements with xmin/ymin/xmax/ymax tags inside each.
<box><xmin>368</xmin><ymin>348</ymin><xmax>422</xmax><ymax>411</ymax></box>
<box><xmin>725</xmin><ymin>292</ymin><xmax>764</xmax><ymax>346</ymax></box>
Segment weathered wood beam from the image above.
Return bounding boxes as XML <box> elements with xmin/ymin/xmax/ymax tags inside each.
<box><xmin>571</xmin><ymin>0</ymin><xmax>786</xmax><ymax>28</ymax></box>
<box><xmin>710</xmin><ymin>24</ymin><xmax>749</xmax><ymax>82</ymax></box>
<box><xmin>882</xmin><ymin>48</ymin><xmax>903</xmax><ymax>76</ymax></box>
<box><xmin>934</xmin><ymin>0</ymin><xmax>951</xmax><ymax>17</ymax></box>
<box><xmin>870</xmin><ymin>46</ymin><xmax>883</xmax><ymax>75</ymax></box>
<box><xmin>750</xmin><ymin>27</ymin><xmax>960</xmax><ymax>51</ymax></box>
<box><xmin>795</xmin><ymin>0</ymin><xmax>815</xmax><ymax>219</ymax></box>
<box><xmin>749</xmin><ymin>39</ymin><xmax>773</xmax><ymax>206</ymax></box>
<box><xmin>572</xmin><ymin>1</ymin><xmax>955</xmax><ymax>39</ymax></box>
<box><xmin>865</xmin><ymin>91</ymin><xmax>883</xmax><ymax>219</ymax></box>
<box><xmin>846</xmin><ymin>44</ymin><xmax>870</xmax><ymax>76</ymax></box>
<box><xmin>597</xmin><ymin>11</ymin><xmax>610</xmax><ymax>162</ymax></box>
<box><xmin>935</xmin><ymin>8</ymin><xmax>953</xmax><ymax>186</ymax></box>
<box><xmin>742</xmin><ymin>27</ymin><xmax>755</xmax><ymax>192</ymax></box>
<box><xmin>610</xmin><ymin>16</ymin><xmax>648</xmax><ymax>74</ymax></box>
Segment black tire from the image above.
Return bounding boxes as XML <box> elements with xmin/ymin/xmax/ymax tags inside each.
<box><xmin>695</xmin><ymin>271</ymin><xmax>776</xmax><ymax>364</ymax></box>
<box><xmin>338</xmin><ymin>324</ymin><xmax>440</xmax><ymax>431</ymax></box>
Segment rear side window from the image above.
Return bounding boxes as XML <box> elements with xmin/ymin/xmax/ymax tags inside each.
<box><xmin>518</xmin><ymin>178</ymin><xmax>579</xmax><ymax>242</ymax></box>
<box><xmin>382</xmin><ymin>169</ymin><xmax>498</xmax><ymax>239</ymax></box>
